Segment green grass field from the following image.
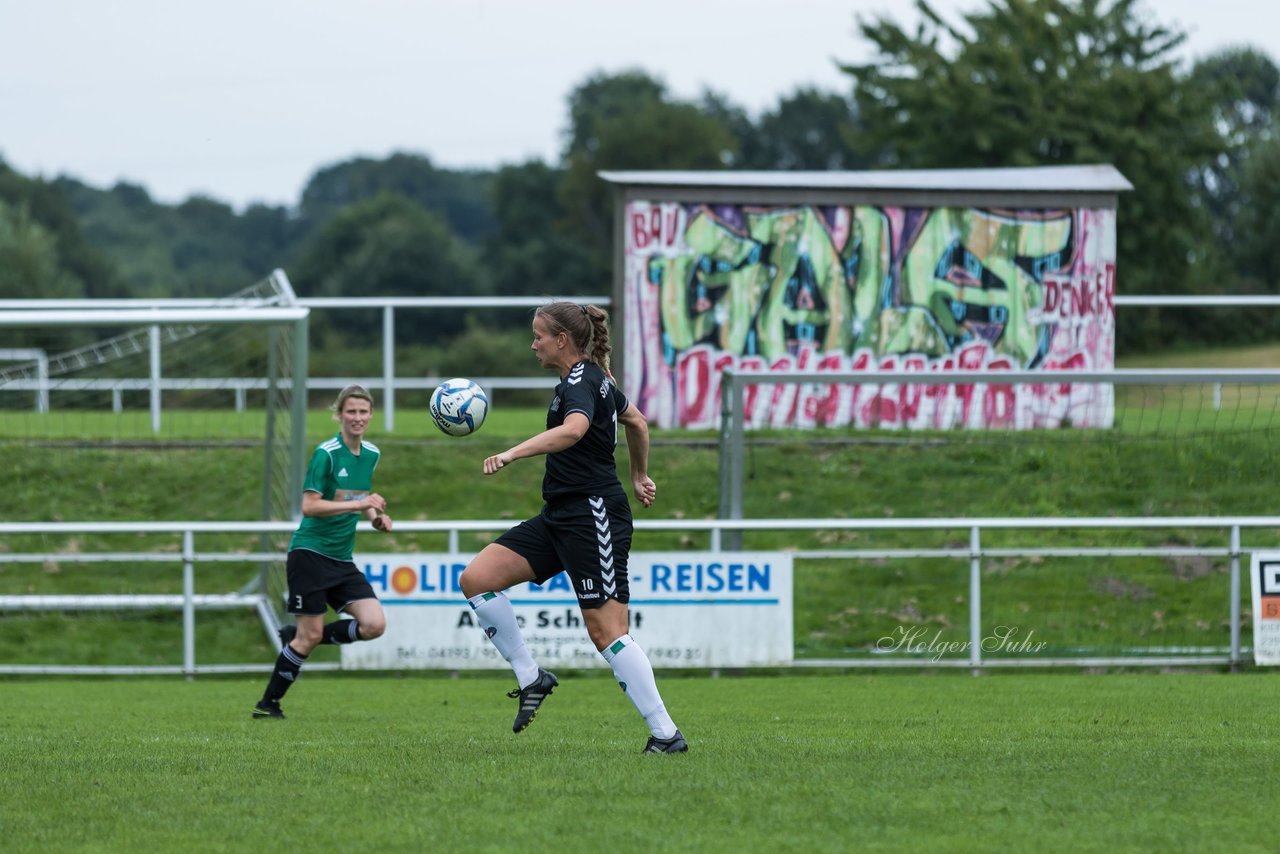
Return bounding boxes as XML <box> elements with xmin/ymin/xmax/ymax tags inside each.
<box><xmin>1</xmin><ymin>672</ymin><xmax>1275</xmax><ymax>852</ymax></box>
<box><xmin>2</xmin><ymin>345</ymin><xmax>1280</xmax><ymax>850</ymax></box>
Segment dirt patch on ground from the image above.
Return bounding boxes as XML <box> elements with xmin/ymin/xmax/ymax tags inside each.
<box><xmin>1165</xmin><ymin>554</ymin><xmax>1218</xmax><ymax>581</ymax></box>
<box><xmin>1091</xmin><ymin>576</ymin><xmax>1155</xmax><ymax>600</ymax></box>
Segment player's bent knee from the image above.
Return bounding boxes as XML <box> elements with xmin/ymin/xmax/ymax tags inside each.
<box><xmin>585</xmin><ymin>624</ymin><xmax>613</xmax><ymax>650</ymax></box>
<box><xmin>582</xmin><ymin>602</ymin><xmax>629</xmax><ymax>651</ymax></box>
<box><xmin>295</xmin><ymin>626</ymin><xmax>324</xmax><ymax>652</ymax></box>
<box><xmin>459</xmin><ymin>567</ymin><xmax>494</xmax><ymax>599</ymax></box>
<box><xmin>358</xmin><ymin>616</ymin><xmax>386</xmax><ymax>640</ymax></box>
<box><xmin>460</xmin><ymin>544</ymin><xmax>534</xmax><ymax>599</ymax></box>
<box><xmin>459</xmin><ymin>569</ymin><xmax>479</xmax><ymax>598</ymax></box>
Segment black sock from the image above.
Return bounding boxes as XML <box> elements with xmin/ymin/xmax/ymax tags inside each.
<box><xmin>261</xmin><ymin>644</ymin><xmax>307</xmax><ymax>704</ymax></box>
<box><xmin>322</xmin><ymin>618</ymin><xmax>360</xmax><ymax>644</ymax></box>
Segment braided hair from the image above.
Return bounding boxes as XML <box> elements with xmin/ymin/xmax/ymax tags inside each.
<box><xmin>536</xmin><ymin>301</ymin><xmax>612</xmax><ymax>377</ymax></box>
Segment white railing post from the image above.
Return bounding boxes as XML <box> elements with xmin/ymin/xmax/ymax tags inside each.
<box><xmin>717</xmin><ymin>371</ymin><xmax>746</xmax><ymax>551</ymax></box>
<box><xmin>149</xmin><ymin>324</ymin><xmax>162</xmax><ymax>434</ymax></box>
<box><xmin>35</xmin><ymin>351</ymin><xmax>49</xmax><ymax>413</ymax></box>
<box><xmin>970</xmin><ymin>526</ymin><xmax>983</xmax><ymax>671</ymax></box>
<box><xmin>1229</xmin><ymin>525</ymin><xmax>1241</xmax><ymax>669</ymax></box>
<box><xmin>182</xmin><ymin>529</ymin><xmax>196</xmax><ymax>679</ymax></box>
<box><xmin>383</xmin><ymin>305</ymin><xmax>395</xmax><ymax>432</ymax></box>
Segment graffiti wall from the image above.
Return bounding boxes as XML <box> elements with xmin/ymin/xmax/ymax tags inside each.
<box><xmin>622</xmin><ymin>201</ymin><xmax>1115</xmax><ymax>430</ymax></box>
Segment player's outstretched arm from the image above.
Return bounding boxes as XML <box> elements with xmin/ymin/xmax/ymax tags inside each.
<box><xmin>483</xmin><ymin>414</ymin><xmax>589</xmax><ymax>475</ymax></box>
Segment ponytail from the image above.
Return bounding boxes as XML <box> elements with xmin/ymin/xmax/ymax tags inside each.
<box><xmin>537</xmin><ymin>301</ymin><xmax>613</xmax><ymax>376</ymax></box>
<box><xmin>584</xmin><ymin>304</ymin><xmax>612</xmax><ymax>377</ymax></box>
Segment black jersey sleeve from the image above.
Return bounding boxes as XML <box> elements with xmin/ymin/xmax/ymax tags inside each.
<box><xmin>612</xmin><ymin>384</ymin><xmax>630</xmax><ymax>418</ymax></box>
<box><xmin>559</xmin><ymin>361</ymin><xmax>598</xmax><ymax>422</ymax></box>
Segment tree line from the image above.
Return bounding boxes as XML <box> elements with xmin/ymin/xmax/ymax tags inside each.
<box><xmin>2</xmin><ymin>0</ymin><xmax>1278</xmax><ymax>361</ymax></box>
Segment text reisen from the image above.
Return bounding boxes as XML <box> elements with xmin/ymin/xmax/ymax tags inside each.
<box><xmin>649</xmin><ymin>562</ymin><xmax>770</xmax><ymax>592</ymax></box>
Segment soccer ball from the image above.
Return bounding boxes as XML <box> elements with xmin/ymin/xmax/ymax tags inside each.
<box><xmin>429</xmin><ymin>378</ymin><xmax>489</xmax><ymax>437</ymax></box>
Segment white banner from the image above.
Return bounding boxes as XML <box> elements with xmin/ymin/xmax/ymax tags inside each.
<box><xmin>341</xmin><ymin>552</ymin><xmax>793</xmax><ymax>670</ymax></box>
<box><xmin>1250</xmin><ymin>551</ymin><xmax>1280</xmax><ymax>666</ymax></box>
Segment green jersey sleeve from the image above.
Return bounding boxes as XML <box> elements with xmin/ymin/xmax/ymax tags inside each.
<box><xmin>302</xmin><ymin>445</ymin><xmax>335</xmax><ymax>496</ymax></box>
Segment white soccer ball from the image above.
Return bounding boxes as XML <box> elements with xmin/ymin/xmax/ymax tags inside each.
<box><xmin>429</xmin><ymin>378</ymin><xmax>489</xmax><ymax>437</ymax></box>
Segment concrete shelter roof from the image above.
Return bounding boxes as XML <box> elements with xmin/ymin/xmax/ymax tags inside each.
<box><xmin>598</xmin><ymin>164</ymin><xmax>1132</xmax><ymax>193</ymax></box>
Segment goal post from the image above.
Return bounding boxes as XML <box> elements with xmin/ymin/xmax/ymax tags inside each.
<box><xmin>0</xmin><ymin>293</ymin><xmax>310</xmax><ymax>666</ymax></box>
<box><xmin>0</xmin><ymin>304</ymin><xmax>309</xmax><ymax>516</ymax></box>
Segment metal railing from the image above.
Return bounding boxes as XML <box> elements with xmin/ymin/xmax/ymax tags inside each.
<box><xmin>0</xmin><ymin>375</ymin><xmax>555</xmax><ymax>414</ymax></box>
<box><xmin>717</xmin><ymin>367</ymin><xmax>1280</xmax><ymax>547</ymax></box>
<box><xmin>0</xmin><ymin>293</ymin><xmax>609</xmax><ymax>432</ymax></box>
<box><xmin>5</xmin><ymin>292</ymin><xmax>1277</xmax><ymax>431</ymax></box>
<box><xmin>1</xmin><ymin>516</ymin><xmax>1275</xmax><ymax>675</ymax></box>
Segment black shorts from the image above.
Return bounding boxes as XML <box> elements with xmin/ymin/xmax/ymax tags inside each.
<box><xmin>495</xmin><ymin>493</ymin><xmax>633</xmax><ymax>609</ymax></box>
<box><xmin>285</xmin><ymin>549</ymin><xmax>378</xmax><ymax>616</ymax></box>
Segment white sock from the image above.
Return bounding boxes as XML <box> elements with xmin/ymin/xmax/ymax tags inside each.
<box><xmin>601</xmin><ymin>634</ymin><xmax>677</xmax><ymax>739</ymax></box>
<box><xmin>468</xmin><ymin>592</ymin><xmax>539</xmax><ymax>688</ymax></box>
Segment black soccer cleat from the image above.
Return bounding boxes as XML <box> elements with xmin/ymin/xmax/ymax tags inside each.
<box><xmin>507</xmin><ymin>669</ymin><xmax>558</xmax><ymax>733</ymax></box>
<box><xmin>277</xmin><ymin>623</ymin><xmax>297</xmax><ymax>649</ymax></box>
<box><xmin>252</xmin><ymin>700</ymin><xmax>285</xmax><ymax>720</ymax></box>
<box><xmin>642</xmin><ymin>730</ymin><xmax>688</xmax><ymax>754</ymax></box>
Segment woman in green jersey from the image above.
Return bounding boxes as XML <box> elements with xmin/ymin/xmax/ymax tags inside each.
<box><xmin>254</xmin><ymin>385</ymin><xmax>393</xmax><ymax>719</ymax></box>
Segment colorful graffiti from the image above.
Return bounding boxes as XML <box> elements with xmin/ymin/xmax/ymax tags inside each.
<box><xmin>622</xmin><ymin>201</ymin><xmax>1115</xmax><ymax>430</ymax></box>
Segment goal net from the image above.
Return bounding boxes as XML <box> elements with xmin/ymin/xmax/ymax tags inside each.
<box><xmin>0</xmin><ymin>272</ymin><xmax>308</xmax><ymax>673</ymax></box>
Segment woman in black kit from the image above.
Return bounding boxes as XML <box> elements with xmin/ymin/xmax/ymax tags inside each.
<box><xmin>458</xmin><ymin>301</ymin><xmax>687</xmax><ymax>754</ymax></box>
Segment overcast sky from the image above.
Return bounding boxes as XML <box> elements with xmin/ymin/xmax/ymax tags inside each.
<box><xmin>1</xmin><ymin>0</ymin><xmax>1272</xmax><ymax>210</ymax></box>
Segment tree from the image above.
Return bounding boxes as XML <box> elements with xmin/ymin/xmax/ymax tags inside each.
<box><xmin>1234</xmin><ymin>137</ymin><xmax>1280</xmax><ymax>289</ymax></box>
<box><xmin>1188</xmin><ymin>47</ymin><xmax>1279</xmax><ymax>264</ymax></box>
<box><xmin>1193</xmin><ymin>46</ymin><xmax>1278</xmax><ymax>151</ymax></box>
<box><xmin>299</xmin><ymin>152</ymin><xmax>495</xmax><ymax>243</ymax></box>
<box><xmin>0</xmin><ymin>162</ymin><xmax>121</xmax><ymax>301</ymax></box>
<box><xmin>561</xmin><ymin>69</ymin><xmax>669</xmax><ymax>160</ymax></box>
<box><xmin>237</xmin><ymin>203</ymin><xmax>299</xmax><ymax>277</ymax></box>
<box><xmin>171</xmin><ymin>196</ymin><xmax>259</xmax><ymax>286</ymax></box>
<box><xmin>743</xmin><ymin>87</ymin><xmax>868</xmax><ymax>170</ymax></box>
<box><xmin>842</xmin><ymin>0</ymin><xmax>1224</xmax><ymax>319</ymax></box>
<box><xmin>559</xmin><ymin>72</ymin><xmax>740</xmax><ymax>285</ymax></box>
<box><xmin>56</xmin><ymin>178</ymin><xmax>274</xmax><ymax>297</ymax></box>
<box><xmin>0</xmin><ymin>199</ymin><xmax>83</xmax><ymax>299</ymax></box>
<box><xmin>291</xmin><ymin>191</ymin><xmax>485</xmax><ymax>345</ymax></box>
<box><xmin>485</xmin><ymin>160</ymin><xmax>595</xmax><ymax>301</ymax></box>
<box><xmin>696</xmin><ymin>89</ymin><xmax>758</xmax><ymax>167</ymax></box>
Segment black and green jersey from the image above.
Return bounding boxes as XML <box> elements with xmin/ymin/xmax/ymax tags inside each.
<box><xmin>288</xmin><ymin>433</ymin><xmax>381</xmax><ymax>561</ymax></box>
<box><xmin>543</xmin><ymin>360</ymin><xmax>627</xmax><ymax>502</ymax></box>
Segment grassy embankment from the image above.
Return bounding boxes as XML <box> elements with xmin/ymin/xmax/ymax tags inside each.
<box><xmin>2</xmin><ymin>345</ymin><xmax>1278</xmax><ymax>666</ymax></box>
